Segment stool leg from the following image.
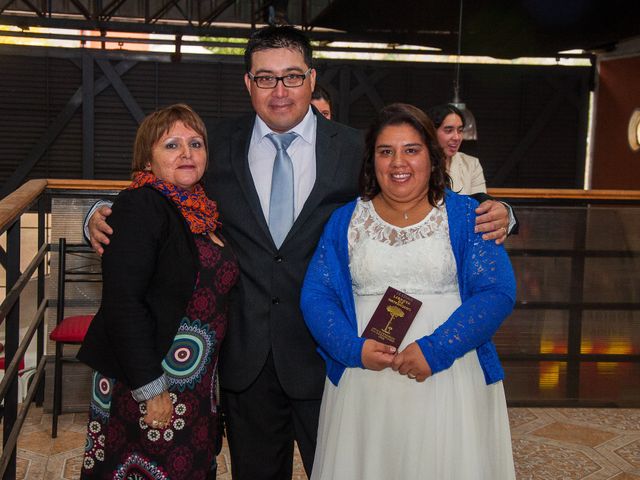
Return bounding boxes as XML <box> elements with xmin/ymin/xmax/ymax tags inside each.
<box><xmin>52</xmin><ymin>342</ymin><xmax>63</xmax><ymax>438</ymax></box>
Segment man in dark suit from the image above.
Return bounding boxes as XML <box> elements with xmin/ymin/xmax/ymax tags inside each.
<box><xmin>87</xmin><ymin>25</ymin><xmax>513</xmax><ymax>480</ymax></box>
<box><xmin>206</xmin><ymin>26</ymin><xmax>363</xmax><ymax>480</ymax></box>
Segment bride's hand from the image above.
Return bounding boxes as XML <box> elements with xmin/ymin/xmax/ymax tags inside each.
<box><xmin>392</xmin><ymin>342</ymin><xmax>432</xmax><ymax>382</ymax></box>
<box><xmin>361</xmin><ymin>340</ymin><xmax>396</xmax><ymax>371</ymax></box>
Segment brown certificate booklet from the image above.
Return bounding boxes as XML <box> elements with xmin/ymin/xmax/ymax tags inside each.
<box><xmin>362</xmin><ymin>287</ymin><xmax>422</xmax><ymax>348</ymax></box>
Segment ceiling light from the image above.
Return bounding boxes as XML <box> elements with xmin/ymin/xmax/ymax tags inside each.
<box><xmin>451</xmin><ymin>0</ymin><xmax>477</xmax><ymax>140</ymax></box>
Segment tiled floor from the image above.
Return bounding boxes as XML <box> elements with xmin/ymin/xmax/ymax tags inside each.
<box><xmin>4</xmin><ymin>406</ymin><xmax>640</xmax><ymax>479</ymax></box>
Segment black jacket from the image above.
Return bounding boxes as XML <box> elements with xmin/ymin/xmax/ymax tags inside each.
<box><xmin>206</xmin><ymin>111</ymin><xmax>364</xmax><ymax>399</ymax></box>
<box><xmin>77</xmin><ymin>186</ymin><xmax>198</xmax><ymax>390</ymax></box>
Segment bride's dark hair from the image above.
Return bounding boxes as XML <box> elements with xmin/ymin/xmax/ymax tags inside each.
<box><xmin>359</xmin><ymin>103</ymin><xmax>449</xmax><ymax>206</ymax></box>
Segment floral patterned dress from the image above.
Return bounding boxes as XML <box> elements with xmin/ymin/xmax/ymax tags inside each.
<box><xmin>81</xmin><ymin>234</ymin><xmax>239</xmax><ymax>480</ymax></box>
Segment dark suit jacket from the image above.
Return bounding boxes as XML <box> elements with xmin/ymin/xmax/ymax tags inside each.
<box><xmin>78</xmin><ymin>187</ymin><xmax>198</xmax><ymax>390</ymax></box>
<box><xmin>470</xmin><ymin>192</ymin><xmax>520</xmax><ymax>235</ymax></box>
<box><xmin>206</xmin><ymin>111</ymin><xmax>364</xmax><ymax>399</ymax></box>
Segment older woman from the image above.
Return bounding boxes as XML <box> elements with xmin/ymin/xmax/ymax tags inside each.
<box><xmin>77</xmin><ymin>104</ymin><xmax>239</xmax><ymax>479</ymax></box>
<box><xmin>427</xmin><ymin>103</ymin><xmax>486</xmax><ymax>195</ymax></box>
<box><xmin>301</xmin><ymin>103</ymin><xmax>516</xmax><ymax>479</ymax></box>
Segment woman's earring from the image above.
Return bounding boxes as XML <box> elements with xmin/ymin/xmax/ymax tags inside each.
<box><xmin>144</xmin><ymin>163</ymin><xmax>151</xmax><ymax>171</ymax></box>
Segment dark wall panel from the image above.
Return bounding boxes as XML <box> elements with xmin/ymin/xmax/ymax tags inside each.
<box><xmin>0</xmin><ymin>55</ymin><xmax>50</xmax><ymax>181</ymax></box>
<box><xmin>0</xmin><ymin>47</ymin><xmax>590</xmax><ymax>195</ymax></box>
<box><xmin>314</xmin><ymin>59</ymin><xmax>590</xmax><ymax>189</ymax></box>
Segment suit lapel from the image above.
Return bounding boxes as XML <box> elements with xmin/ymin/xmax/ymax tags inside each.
<box><xmin>229</xmin><ymin>116</ymin><xmax>273</xmax><ymax>241</ymax></box>
<box><xmin>285</xmin><ymin>115</ymin><xmax>341</xmax><ymax>243</ymax></box>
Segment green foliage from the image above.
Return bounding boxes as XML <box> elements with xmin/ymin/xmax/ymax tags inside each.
<box><xmin>200</xmin><ymin>37</ymin><xmax>246</xmax><ymax>56</ymax></box>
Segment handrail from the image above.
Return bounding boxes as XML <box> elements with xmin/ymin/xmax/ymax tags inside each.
<box><xmin>0</xmin><ymin>358</ymin><xmax>47</xmax><ymax>478</ymax></box>
<box><xmin>0</xmin><ymin>179</ymin><xmax>47</xmax><ymax>236</ymax></box>
<box><xmin>1</xmin><ymin>179</ymin><xmax>639</xmax><ymax>234</ymax></box>
<box><xmin>45</xmin><ymin>179</ymin><xmax>640</xmax><ymax>200</ymax></box>
<box><xmin>45</xmin><ymin>179</ymin><xmax>130</xmax><ymax>190</ymax></box>
<box><xmin>0</xmin><ymin>243</ymin><xmax>48</xmax><ymax>325</ymax></box>
<box><xmin>0</xmin><ymin>180</ymin><xmax>48</xmax><ymax>480</ymax></box>
<box><xmin>0</xmin><ymin>300</ymin><xmax>46</xmax><ymax>401</ymax></box>
<box><xmin>488</xmin><ymin>187</ymin><xmax>640</xmax><ymax>200</ymax></box>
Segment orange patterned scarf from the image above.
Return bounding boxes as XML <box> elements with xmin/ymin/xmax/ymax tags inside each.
<box><xmin>128</xmin><ymin>171</ymin><xmax>220</xmax><ymax>234</ymax></box>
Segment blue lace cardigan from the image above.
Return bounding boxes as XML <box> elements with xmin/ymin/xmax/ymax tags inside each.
<box><xmin>300</xmin><ymin>190</ymin><xmax>516</xmax><ymax>386</ymax></box>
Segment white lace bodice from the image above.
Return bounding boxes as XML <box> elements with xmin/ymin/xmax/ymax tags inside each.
<box><xmin>348</xmin><ymin>199</ymin><xmax>459</xmax><ymax>297</ymax></box>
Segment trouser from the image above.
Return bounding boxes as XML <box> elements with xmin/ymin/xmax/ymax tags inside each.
<box><xmin>221</xmin><ymin>352</ymin><xmax>321</xmax><ymax>480</ymax></box>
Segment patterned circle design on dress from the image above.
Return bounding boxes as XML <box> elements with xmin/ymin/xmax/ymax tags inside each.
<box><xmin>173</xmin><ymin>418</ymin><xmax>185</xmax><ymax>431</ymax></box>
<box><xmin>196</xmin><ymin>236</ymin><xmax>222</xmax><ymax>268</ymax></box>
<box><xmin>83</xmin><ymin>419</ymin><xmax>104</xmax><ymax>470</ymax></box>
<box><xmin>162</xmin><ymin>318</ymin><xmax>215</xmax><ymax>391</ymax></box>
<box><xmin>138</xmin><ymin>417</ymin><xmax>148</xmax><ymax>430</ymax></box>
<box><xmin>215</xmin><ymin>259</ymin><xmax>239</xmax><ymax>294</ymax></box>
<box><xmin>90</xmin><ymin>372</ymin><xmax>114</xmax><ymax>421</ymax></box>
<box><xmin>85</xmin><ymin>435</ymin><xmax>94</xmax><ymax>453</ymax></box>
<box><xmin>113</xmin><ymin>453</ymin><xmax>169</xmax><ymax>480</ymax></box>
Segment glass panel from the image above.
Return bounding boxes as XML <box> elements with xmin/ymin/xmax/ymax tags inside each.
<box><xmin>581</xmin><ymin>311</ymin><xmax>640</xmax><ymax>355</ymax></box>
<box><xmin>495</xmin><ymin>310</ymin><xmax>568</xmax><ymax>355</ymax></box>
<box><xmin>502</xmin><ymin>203</ymin><xmax>639</xmax><ymax>405</ymax></box>
<box><xmin>506</xmin><ymin>207</ymin><xmax>583</xmax><ymax>251</ymax></box>
<box><xmin>583</xmin><ymin>258</ymin><xmax>640</xmax><ymax>303</ymax></box>
<box><xmin>503</xmin><ymin>361</ymin><xmax>567</xmax><ymax>402</ymax></box>
<box><xmin>579</xmin><ymin>362</ymin><xmax>640</xmax><ymax>405</ymax></box>
<box><xmin>585</xmin><ymin>207</ymin><xmax>640</xmax><ymax>251</ymax></box>
<box><xmin>511</xmin><ymin>257</ymin><xmax>572</xmax><ymax>303</ymax></box>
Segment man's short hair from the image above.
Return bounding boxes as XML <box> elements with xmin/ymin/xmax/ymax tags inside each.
<box><xmin>311</xmin><ymin>84</ymin><xmax>332</xmax><ymax>109</ymax></box>
<box><xmin>244</xmin><ymin>25</ymin><xmax>313</xmax><ymax>72</ymax></box>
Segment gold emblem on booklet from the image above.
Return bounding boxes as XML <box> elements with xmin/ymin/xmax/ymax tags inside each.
<box><xmin>362</xmin><ymin>287</ymin><xmax>422</xmax><ymax>348</ymax></box>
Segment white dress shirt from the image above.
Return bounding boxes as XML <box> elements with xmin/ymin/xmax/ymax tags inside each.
<box><xmin>249</xmin><ymin>107</ymin><xmax>317</xmax><ymax>222</ymax></box>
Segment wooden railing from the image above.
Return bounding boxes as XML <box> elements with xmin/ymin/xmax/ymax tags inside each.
<box><xmin>488</xmin><ymin>188</ymin><xmax>640</xmax><ymax>200</ymax></box>
<box><xmin>0</xmin><ymin>179</ymin><xmax>124</xmax><ymax>479</ymax></box>
<box><xmin>0</xmin><ymin>180</ymin><xmax>639</xmax><ymax>479</ymax></box>
<box><xmin>0</xmin><ymin>180</ymin><xmax>48</xmax><ymax>480</ymax></box>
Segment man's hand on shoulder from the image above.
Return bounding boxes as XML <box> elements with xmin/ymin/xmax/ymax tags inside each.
<box><xmin>89</xmin><ymin>205</ymin><xmax>113</xmax><ymax>256</ymax></box>
<box><xmin>474</xmin><ymin>200</ymin><xmax>509</xmax><ymax>245</ymax></box>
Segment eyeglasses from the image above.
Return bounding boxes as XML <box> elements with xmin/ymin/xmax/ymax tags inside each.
<box><xmin>248</xmin><ymin>68</ymin><xmax>312</xmax><ymax>89</ymax></box>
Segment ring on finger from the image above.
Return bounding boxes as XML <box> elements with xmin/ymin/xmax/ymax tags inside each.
<box><xmin>408</xmin><ymin>373</ymin><xmax>416</xmax><ymax>379</ymax></box>
<box><xmin>151</xmin><ymin>420</ymin><xmax>159</xmax><ymax>428</ymax></box>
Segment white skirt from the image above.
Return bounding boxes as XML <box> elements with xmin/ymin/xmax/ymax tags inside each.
<box><xmin>311</xmin><ymin>293</ymin><xmax>515</xmax><ymax>480</ymax></box>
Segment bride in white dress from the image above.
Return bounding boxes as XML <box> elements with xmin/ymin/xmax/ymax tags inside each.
<box><xmin>301</xmin><ymin>103</ymin><xmax>516</xmax><ymax>480</ymax></box>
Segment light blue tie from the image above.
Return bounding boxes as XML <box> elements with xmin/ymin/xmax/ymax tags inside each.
<box><xmin>267</xmin><ymin>132</ymin><xmax>297</xmax><ymax>248</ymax></box>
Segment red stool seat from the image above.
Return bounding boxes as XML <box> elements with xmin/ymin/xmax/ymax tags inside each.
<box><xmin>49</xmin><ymin>314</ymin><xmax>94</xmax><ymax>343</ymax></box>
<box><xmin>0</xmin><ymin>357</ymin><xmax>25</xmax><ymax>371</ymax></box>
